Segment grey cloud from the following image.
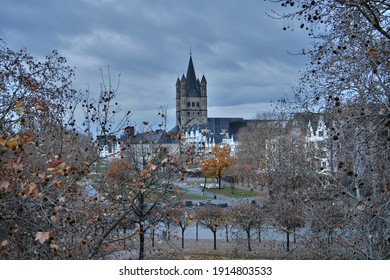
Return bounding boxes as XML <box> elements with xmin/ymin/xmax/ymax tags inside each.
<box><xmin>0</xmin><ymin>0</ymin><xmax>310</xmax><ymax>130</ymax></box>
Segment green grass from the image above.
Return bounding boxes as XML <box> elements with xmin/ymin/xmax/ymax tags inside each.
<box><xmin>204</xmin><ymin>187</ymin><xmax>264</xmax><ymax>198</ymax></box>
<box><xmin>181</xmin><ymin>193</ymin><xmax>206</xmax><ymax>201</ymax></box>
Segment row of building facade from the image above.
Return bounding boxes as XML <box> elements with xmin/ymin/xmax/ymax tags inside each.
<box><xmin>99</xmin><ymin>55</ymin><xmax>331</xmax><ymax>175</ymax></box>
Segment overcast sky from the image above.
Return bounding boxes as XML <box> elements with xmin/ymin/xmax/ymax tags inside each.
<box><xmin>0</xmin><ymin>0</ymin><xmax>310</xmax><ymax>130</ymax></box>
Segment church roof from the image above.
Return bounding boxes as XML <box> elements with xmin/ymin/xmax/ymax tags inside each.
<box><xmin>185</xmin><ymin>55</ymin><xmax>201</xmax><ymax>97</ymax></box>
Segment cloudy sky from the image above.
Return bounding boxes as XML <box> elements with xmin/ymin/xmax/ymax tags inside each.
<box><xmin>0</xmin><ymin>0</ymin><xmax>310</xmax><ymax>130</ymax></box>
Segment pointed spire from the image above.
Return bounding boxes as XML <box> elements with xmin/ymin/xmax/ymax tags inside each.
<box><xmin>201</xmin><ymin>74</ymin><xmax>207</xmax><ymax>84</ymax></box>
<box><xmin>186</xmin><ymin>55</ymin><xmax>200</xmax><ymax>97</ymax></box>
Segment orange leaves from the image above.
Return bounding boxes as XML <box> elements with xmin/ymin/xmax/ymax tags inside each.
<box><xmin>15</xmin><ymin>182</ymin><xmax>41</xmax><ymax>199</ymax></box>
<box><xmin>107</xmin><ymin>159</ymin><xmax>131</xmax><ymax>174</ymax></box>
<box><xmin>46</xmin><ymin>155</ymin><xmax>62</xmax><ymax>169</ymax></box>
<box><xmin>200</xmin><ymin>145</ymin><xmax>234</xmax><ymax>181</ymax></box>
<box><xmin>35</xmin><ymin>231</ymin><xmax>52</xmax><ymax>245</ymax></box>
<box><xmin>0</xmin><ymin>181</ymin><xmax>10</xmax><ymax>193</ymax></box>
<box><xmin>28</xmin><ymin>182</ymin><xmax>38</xmax><ymax>196</ymax></box>
<box><xmin>36</xmin><ymin>104</ymin><xmax>48</xmax><ymax>112</ymax></box>
<box><xmin>138</xmin><ymin>161</ymin><xmax>158</xmax><ymax>178</ymax></box>
<box><xmin>0</xmin><ymin>240</ymin><xmax>9</xmax><ymax>258</ymax></box>
<box><xmin>140</xmin><ymin>170</ymin><xmax>150</xmax><ymax>178</ymax></box>
<box><xmin>52</xmin><ymin>180</ymin><xmax>63</xmax><ymax>188</ymax></box>
<box><xmin>368</xmin><ymin>48</ymin><xmax>378</xmax><ymax>59</ymax></box>
<box><xmin>0</xmin><ymin>240</ymin><xmax>8</xmax><ymax>249</ymax></box>
<box><xmin>147</xmin><ymin>162</ymin><xmax>157</xmax><ymax>171</ymax></box>
<box><xmin>45</xmin><ymin>156</ymin><xmax>78</xmax><ymax>179</ymax></box>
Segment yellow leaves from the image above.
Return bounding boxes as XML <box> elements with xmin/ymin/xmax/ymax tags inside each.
<box><xmin>0</xmin><ymin>137</ymin><xmax>5</xmax><ymax>147</ymax></box>
<box><xmin>0</xmin><ymin>133</ymin><xmax>33</xmax><ymax>150</ymax></box>
<box><xmin>35</xmin><ymin>231</ymin><xmax>52</xmax><ymax>245</ymax></box>
<box><xmin>15</xmin><ymin>102</ymin><xmax>24</xmax><ymax>115</ymax></box>
<box><xmin>5</xmin><ymin>137</ymin><xmax>18</xmax><ymax>150</ymax></box>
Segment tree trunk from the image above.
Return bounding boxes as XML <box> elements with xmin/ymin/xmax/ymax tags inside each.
<box><xmin>225</xmin><ymin>226</ymin><xmax>229</xmax><ymax>243</ymax></box>
<box><xmin>286</xmin><ymin>230</ymin><xmax>290</xmax><ymax>252</ymax></box>
<box><xmin>218</xmin><ymin>170</ymin><xmax>222</xmax><ymax>189</ymax></box>
<box><xmin>182</xmin><ymin>228</ymin><xmax>185</xmax><ymax>249</ymax></box>
<box><xmin>139</xmin><ymin>222</ymin><xmax>145</xmax><ymax>260</ymax></box>
<box><xmin>138</xmin><ymin>194</ymin><xmax>145</xmax><ymax>260</ymax></box>
<box><xmin>247</xmin><ymin>229</ymin><xmax>252</xmax><ymax>251</ymax></box>
<box><xmin>258</xmin><ymin>226</ymin><xmax>262</xmax><ymax>243</ymax></box>
<box><xmin>213</xmin><ymin>230</ymin><xmax>217</xmax><ymax>250</ymax></box>
<box><xmin>196</xmin><ymin>222</ymin><xmax>199</xmax><ymax>241</ymax></box>
<box><xmin>151</xmin><ymin>228</ymin><xmax>155</xmax><ymax>247</ymax></box>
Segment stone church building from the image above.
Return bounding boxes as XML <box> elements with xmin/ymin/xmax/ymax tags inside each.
<box><xmin>175</xmin><ymin>54</ymin><xmax>208</xmax><ymax>128</ymax></box>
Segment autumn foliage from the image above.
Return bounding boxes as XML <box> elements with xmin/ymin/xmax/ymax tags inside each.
<box><xmin>199</xmin><ymin>145</ymin><xmax>235</xmax><ymax>188</ymax></box>
<box><xmin>0</xmin><ymin>40</ymin><xmax>110</xmax><ymax>259</ymax></box>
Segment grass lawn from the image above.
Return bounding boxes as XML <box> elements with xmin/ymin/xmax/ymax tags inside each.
<box><xmin>204</xmin><ymin>187</ymin><xmax>264</xmax><ymax>198</ymax></box>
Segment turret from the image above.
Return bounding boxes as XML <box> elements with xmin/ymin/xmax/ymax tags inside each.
<box><xmin>176</xmin><ymin>77</ymin><xmax>181</xmax><ymax>97</ymax></box>
<box><xmin>201</xmin><ymin>75</ymin><xmax>207</xmax><ymax>97</ymax></box>
<box><xmin>180</xmin><ymin>74</ymin><xmax>186</xmax><ymax>96</ymax></box>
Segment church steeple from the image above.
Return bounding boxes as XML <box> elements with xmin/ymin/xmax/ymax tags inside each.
<box><xmin>185</xmin><ymin>55</ymin><xmax>201</xmax><ymax>97</ymax></box>
<box><xmin>176</xmin><ymin>54</ymin><xmax>207</xmax><ymax>128</ymax></box>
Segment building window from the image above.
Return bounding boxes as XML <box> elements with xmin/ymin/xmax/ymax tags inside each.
<box><xmin>196</xmin><ymin>102</ymin><xmax>200</xmax><ymax>107</ymax></box>
<box><xmin>187</xmin><ymin>102</ymin><xmax>190</xmax><ymax>107</ymax></box>
<box><xmin>192</xmin><ymin>102</ymin><xmax>195</xmax><ymax>107</ymax></box>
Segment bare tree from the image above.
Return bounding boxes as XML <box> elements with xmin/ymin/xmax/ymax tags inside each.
<box><xmin>196</xmin><ymin>205</ymin><xmax>225</xmax><ymax>250</ymax></box>
<box><xmin>230</xmin><ymin>204</ymin><xmax>264</xmax><ymax>251</ymax></box>
<box><xmin>265</xmin><ymin>0</ymin><xmax>390</xmax><ymax>259</ymax></box>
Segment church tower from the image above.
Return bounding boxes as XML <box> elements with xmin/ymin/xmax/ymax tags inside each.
<box><xmin>176</xmin><ymin>55</ymin><xmax>207</xmax><ymax>128</ymax></box>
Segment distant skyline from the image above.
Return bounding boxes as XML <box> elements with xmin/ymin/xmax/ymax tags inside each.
<box><xmin>0</xmin><ymin>0</ymin><xmax>311</xmax><ymax>130</ymax></box>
